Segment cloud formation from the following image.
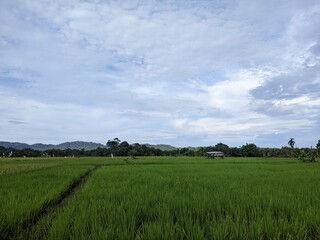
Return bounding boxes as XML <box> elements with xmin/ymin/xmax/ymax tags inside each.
<box><xmin>1</xmin><ymin>0</ymin><xmax>319</xmax><ymax>147</ymax></box>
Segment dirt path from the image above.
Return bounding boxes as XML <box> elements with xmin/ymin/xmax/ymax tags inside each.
<box><xmin>7</xmin><ymin>165</ymin><xmax>101</xmax><ymax>240</ymax></box>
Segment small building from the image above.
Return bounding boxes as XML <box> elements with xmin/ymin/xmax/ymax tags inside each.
<box><xmin>206</xmin><ymin>151</ymin><xmax>224</xmax><ymax>159</ymax></box>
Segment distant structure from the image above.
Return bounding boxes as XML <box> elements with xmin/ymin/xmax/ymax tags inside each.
<box><xmin>206</xmin><ymin>151</ymin><xmax>224</xmax><ymax>159</ymax></box>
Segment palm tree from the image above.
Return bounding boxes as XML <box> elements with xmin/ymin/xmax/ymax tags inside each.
<box><xmin>288</xmin><ymin>138</ymin><xmax>295</xmax><ymax>149</ymax></box>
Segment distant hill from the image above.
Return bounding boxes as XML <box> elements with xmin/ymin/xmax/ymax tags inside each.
<box><xmin>0</xmin><ymin>142</ymin><xmax>33</xmax><ymax>150</ymax></box>
<box><xmin>188</xmin><ymin>146</ymin><xmax>200</xmax><ymax>151</ymax></box>
<box><xmin>0</xmin><ymin>141</ymin><xmax>178</xmax><ymax>151</ymax></box>
<box><xmin>144</xmin><ymin>144</ymin><xmax>177</xmax><ymax>151</ymax></box>
<box><xmin>0</xmin><ymin>141</ymin><xmax>105</xmax><ymax>151</ymax></box>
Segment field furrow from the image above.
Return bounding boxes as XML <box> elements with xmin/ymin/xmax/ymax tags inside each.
<box><xmin>17</xmin><ymin>165</ymin><xmax>101</xmax><ymax>240</ymax></box>
<box><xmin>47</xmin><ymin>159</ymin><xmax>320</xmax><ymax>240</ymax></box>
<box><xmin>0</xmin><ymin>164</ymin><xmax>94</xmax><ymax>239</ymax></box>
<box><xmin>1</xmin><ymin>157</ymin><xmax>320</xmax><ymax>239</ymax></box>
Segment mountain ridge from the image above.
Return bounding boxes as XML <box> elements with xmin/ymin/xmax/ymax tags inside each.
<box><xmin>0</xmin><ymin>141</ymin><xmax>105</xmax><ymax>151</ymax></box>
<box><xmin>0</xmin><ymin>141</ymin><xmax>178</xmax><ymax>151</ymax></box>
<box><xmin>144</xmin><ymin>144</ymin><xmax>177</xmax><ymax>151</ymax></box>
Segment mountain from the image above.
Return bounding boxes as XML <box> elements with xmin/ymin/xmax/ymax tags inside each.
<box><xmin>0</xmin><ymin>141</ymin><xmax>177</xmax><ymax>151</ymax></box>
<box><xmin>0</xmin><ymin>142</ymin><xmax>31</xmax><ymax>150</ymax></box>
<box><xmin>54</xmin><ymin>141</ymin><xmax>105</xmax><ymax>150</ymax></box>
<box><xmin>144</xmin><ymin>144</ymin><xmax>177</xmax><ymax>151</ymax></box>
<box><xmin>0</xmin><ymin>141</ymin><xmax>105</xmax><ymax>151</ymax></box>
<box><xmin>27</xmin><ymin>143</ymin><xmax>55</xmax><ymax>151</ymax></box>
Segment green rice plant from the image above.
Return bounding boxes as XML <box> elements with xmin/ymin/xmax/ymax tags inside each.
<box><xmin>47</xmin><ymin>158</ymin><xmax>320</xmax><ymax>239</ymax></box>
<box><xmin>0</xmin><ymin>164</ymin><xmax>93</xmax><ymax>238</ymax></box>
<box><xmin>0</xmin><ymin>162</ymin><xmax>58</xmax><ymax>175</ymax></box>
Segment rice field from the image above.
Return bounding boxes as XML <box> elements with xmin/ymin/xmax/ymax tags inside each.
<box><xmin>1</xmin><ymin>157</ymin><xmax>319</xmax><ymax>239</ymax></box>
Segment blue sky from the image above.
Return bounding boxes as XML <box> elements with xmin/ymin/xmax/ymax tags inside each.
<box><xmin>1</xmin><ymin>0</ymin><xmax>319</xmax><ymax>148</ymax></box>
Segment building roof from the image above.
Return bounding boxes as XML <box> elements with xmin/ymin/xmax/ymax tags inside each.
<box><xmin>206</xmin><ymin>151</ymin><xmax>224</xmax><ymax>154</ymax></box>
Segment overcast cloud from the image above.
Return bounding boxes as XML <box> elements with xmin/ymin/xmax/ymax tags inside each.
<box><xmin>1</xmin><ymin>0</ymin><xmax>319</xmax><ymax>147</ymax></box>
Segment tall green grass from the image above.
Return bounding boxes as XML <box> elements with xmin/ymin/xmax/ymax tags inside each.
<box><xmin>0</xmin><ymin>164</ymin><xmax>93</xmax><ymax>238</ymax></box>
<box><xmin>48</xmin><ymin>158</ymin><xmax>320</xmax><ymax>239</ymax></box>
<box><xmin>0</xmin><ymin>162</ymin><xmax>58</xmax><ymax>175</ymax></box>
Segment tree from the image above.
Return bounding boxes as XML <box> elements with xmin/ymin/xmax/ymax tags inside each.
<box><xmin>107</xmin><ymin>138</ymin><xmax>121</xmax><ymax>148</ymax></box>
<box><xmin>119</xmin><ymin>141</ymin><xmax>129</xmax><ymax>148</ymax></box>
<box><xmin>129</xmin><ymin>149</ymin><xmax>138</xmax><ymax>159</ymax></box>
<box><xmin>215</xmin><ymin>143</ymin><xmax>230</xmax><ymax>156</ymax></box>
<box><xmin>296</xmin><ymin>150</ymin><xmax>308</xmax><ymax>162</ymax></box>
<box><xmin>179</xmin><ymin>148</ymin><xmax>189</xmax><ymax>156</ymax></box>
<box><xmin>106</xmin><ymin>138</ymin><xmax>121</xmax><ymax>157</ymax></box>
<box><xmin>316</xmin><ymin>139</ymin><xmax>320</xmax><ymax>158</ymax></box>
<box><xmin>241</xmin><ymin>143</ymin><xmax>260</xmax><ymax>157</ymax></box>
<box><xmin>296</xmin><ymin>149</ymin><xmax>317</xmax><ymax>163</ymax></box>
<box><xmin>288</xmin><ymin>138</ymin><xmax>295</xmax><ymax>149</ymax></box>
<box><xmin>280</xmin><ymin>146</ymin><xmax>292</xmax><ymax>158</ymax></box>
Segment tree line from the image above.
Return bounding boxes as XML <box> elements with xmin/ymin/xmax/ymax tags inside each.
<box><xmin>1</xmin><ymin>138</ymin><xmax>319</xmax><ymax>159</ymax></box>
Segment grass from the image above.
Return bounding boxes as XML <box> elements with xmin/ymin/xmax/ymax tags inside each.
<box><xmin>0</xmin><ymin>163</ymin><xmax>92</xmax><ymax>238</ymax></box>
<box><xmin>1</xmin><ymin>157</ymin><xmax>319</xmax><ymax>239</ymax></box>
<box><xmin>49</xmin><ymin>157</ymin><xmax>320</xmax><ymax>239</ymax></box>
<box><xmin>0</xmin><ymin>158</ymin><xmax>60</xmax><ymax>175</ymax></box>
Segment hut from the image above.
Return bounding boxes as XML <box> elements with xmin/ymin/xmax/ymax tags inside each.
<box><xmin>206</xmin><ymin>151</ymin><xmax>224</xmax><ymax>159</ymax></box>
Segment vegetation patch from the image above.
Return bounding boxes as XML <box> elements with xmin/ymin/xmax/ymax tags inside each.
<box><xmin>0</xmin><ymin>164</ymin><xmax>93</xmax><ymax>239</ymax></box>
<box><xmin>48</xmin><ymin>157</ymin><xmax>320</xmax><ymax>239</ymax></box>
<box><xmin>1</xmin><ymin>157</ymin><xmax>319</xmax><ymax>239</ymax></box>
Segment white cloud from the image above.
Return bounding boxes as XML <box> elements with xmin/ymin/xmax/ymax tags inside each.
<box><xmin>172</xmin><ymin>116</ymin><xmax>313</xmax><ymax>136</ymax></box>
<box><xmin>1</xmin><ymin>0</ymin><xmax>320</xmax><ymax>147</ymax></box>
<box><xmin>0</xmin><ymin>93</ymin><xmax>112</xmax><ymax>142</ymax></box>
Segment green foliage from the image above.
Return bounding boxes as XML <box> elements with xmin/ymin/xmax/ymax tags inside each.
<box><xmin>106</xmin><ymin>138</ymin><xmax>121</xmax><ymax>149</ymax></box>
<box><xmin>215</xmin><ymin>143</ymin><xmax>230</xmax><ymax>155</ymax></box>
<box><xmin>0</xmin><ymin>162</ymin><xmax>92</xmax><ymax>238</ymax></box>
<box><xmin>295</xmin><ymin>150</ymin><xmax>318</xmax><ymax>163</ymax></box>
<box><xmin>241</xmin><ymin>143</ymin><xmax>261</xmax><ymax>157</ymax></box>
<box><xmin>288</xmin><ymin>138</ymin><xmax>295</xmax><ymax>149</ymax></box>
<box><xmin>1</xmin><ymin>157</ymin><xmax>320</xmax><ymax>239</ymax></box>
<box><xmin>129</xmin><ymin>149</ymin><xmax>138</xmax><ymax>159</ymax></box>
<box><xmin>119</xmin><ymin>141</ymin><xmax>130</xmax><ymax>148</ymax></box>
<box><xmin>1</xmin><ymin>140</ymin><xmax>319</xmax><ymax>159</ymax></box>
<box><xmin>46</xmin><ymin>157</ymin><xmax>320</xmax><ymax>239</ymax></box>
<box><xmin>296</xmin><ymin>150</ymin><xmax>308</xmax><ymax>162</ymax></box>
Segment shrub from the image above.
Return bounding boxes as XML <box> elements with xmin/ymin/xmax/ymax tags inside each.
<box><xmin>295</xmin><ymin>150</ymin><xmax>318</xmax><ymax>163</ymax></box>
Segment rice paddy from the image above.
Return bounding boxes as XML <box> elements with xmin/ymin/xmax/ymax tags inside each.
<box><xmin>1</xmin><ymin>157</ymin><xmax>319</xmax><ymax>239</ymax></box>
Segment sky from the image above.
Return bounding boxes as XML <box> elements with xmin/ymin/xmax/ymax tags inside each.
<box><xmin>0</xmin><ymin>0</ymin><xmax>319</xmax><ymax>148</ymax></box>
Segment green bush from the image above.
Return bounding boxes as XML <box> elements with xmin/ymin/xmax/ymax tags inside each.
<box><xmin>296</xmin><ymin>150</ymin><xmax>318</xmax><ymax>163</ymax></box>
